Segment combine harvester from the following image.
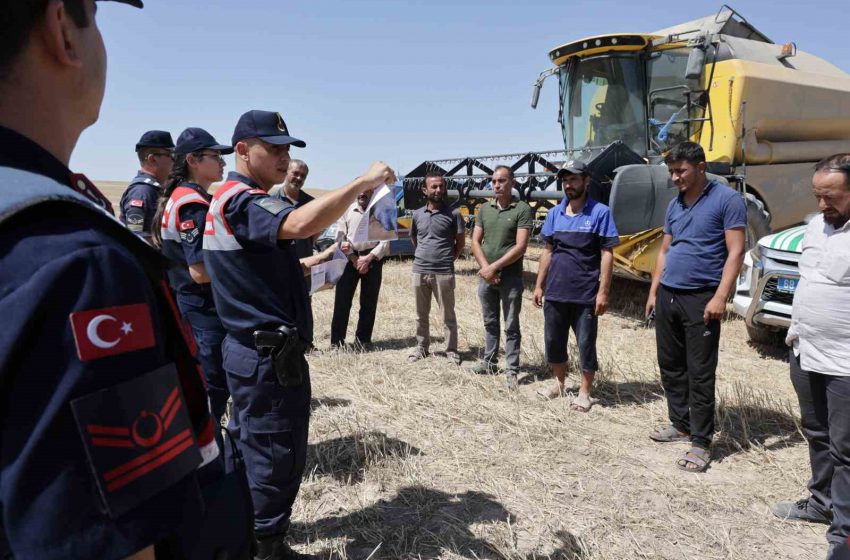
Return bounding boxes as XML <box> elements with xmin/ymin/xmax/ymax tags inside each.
<box><xmin>401</xmin><ymin>5</ymin><xmax>850</xmax><ymax>280</ymax></box>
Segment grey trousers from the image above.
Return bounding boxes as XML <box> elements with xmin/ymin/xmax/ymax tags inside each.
<box><xmin>412</xmin><ymin>272</ymin><xmax>457</xmax><ymax>353</ymax></box>
<box><xmin>477</xmin><ymin>275</ymin><xmax>523</xmax><ymax>373</ymax></box>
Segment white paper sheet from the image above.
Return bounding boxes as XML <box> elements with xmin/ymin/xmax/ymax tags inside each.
<box><xmin>351</xmin><ymin>184</ymin><xmax>399</xmax><ymax>244</ymax></box>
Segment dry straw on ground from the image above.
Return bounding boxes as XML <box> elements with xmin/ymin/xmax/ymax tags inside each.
<box><xmin>285</xmin><ymin>251</ymin><xmax>818</xmax><ymax>559</ymax></box>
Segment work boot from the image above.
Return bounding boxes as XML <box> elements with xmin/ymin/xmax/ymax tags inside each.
<box><xmin>771</xmin><ymin>497</ymin><xmax>831</xmax><ymax>524</ymax></box>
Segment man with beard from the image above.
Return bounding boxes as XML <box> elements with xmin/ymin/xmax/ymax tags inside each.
<box><xmin>271</xmin><ymin>159</ymin><xmax>317</xmax><ymax>340</ymax></box>
<box><xmin>330</xmin><ymin>188</ymin><xmax>390</xmax><ymax>350</ymax></box>
<box><xmin>645</xmin><ymin>141</ymin><xmax>746</xmax><ymax>473</ymax></box>
<box><xmin>772</xmin><ymin>154</ymin><xmax>850</xmax><ymax>560</ymax></box>
<box><xmin>533</xmin><ymin>161</ymin><xmax>618</xmax><ymax>410</ymax></box>
<box><xmin>408</xmin><ymin>171</ymin><xmax>466</xmax><ymax>365</ymax></box>
<box><xmin>471</xmin><ymin>165</ymin><xmax>533</xmax><ymax>389</ymax></box>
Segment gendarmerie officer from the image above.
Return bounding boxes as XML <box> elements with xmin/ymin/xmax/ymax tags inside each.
<box><xmin>0</xmin><ymin>1</ymin><xmax>236</xmax><ymax>558</ymax></box>
<box><xmin>152</xmin><ymin>127</ymin><xmax>233</xmax><ymax>423</ymax></box>
<box><xmin>203</xmin><ymin>109</ymin><xmax>395</xmax><ymax>559</ymax></box>
<box><xmin>119</xmin><ymin>130</ymin><xmax>175</xmax><ymax>242</ymax></box>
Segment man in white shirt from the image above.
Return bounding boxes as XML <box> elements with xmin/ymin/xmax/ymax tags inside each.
<box><xmin>772</xmin><ymin>154</ymin><xmax>850</xmax><ymax>560</ymax></box>
<box><xmin>330</xmin><ymin>189</ymin><xmax>390</xmax><ymax>349</ymax></box>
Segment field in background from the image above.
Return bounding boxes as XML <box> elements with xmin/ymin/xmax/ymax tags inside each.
<box><xmin>293</xmin><ymin>253</ymin><xmax>820</xmax><ymax>559</ymax></box>
<box><xmin>97</xmin><ymin>183</ymin><xmax>817</xmax><ymax>558</ymax></box>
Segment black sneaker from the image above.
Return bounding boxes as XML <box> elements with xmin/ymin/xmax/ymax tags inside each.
<box><xmin>771</xmin><ymin>497</ymin><xmax>831</xmax><ymax>524</ymax></box>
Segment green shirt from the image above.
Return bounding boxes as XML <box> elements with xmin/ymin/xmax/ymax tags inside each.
<box><xmin>475</xmin><ymin>199</ymin><xmax>533</xmax><ymax>277</ymax></box>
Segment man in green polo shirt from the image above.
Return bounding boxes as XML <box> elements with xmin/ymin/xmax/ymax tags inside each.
<box><xmin>471</xmin><ymin>165</ymin><xmax>533</xmax><ymax>388</ymax></box>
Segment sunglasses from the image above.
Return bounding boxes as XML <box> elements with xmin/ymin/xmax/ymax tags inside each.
<box><xmin>151</xmin><ymin>152</ymin><xmax>175</xmax><ymax>162</ymax></box>
<box><xmin>196</xmin><ymin>153</ymin><xmax>225</xmax><ymax>164</ymax></box>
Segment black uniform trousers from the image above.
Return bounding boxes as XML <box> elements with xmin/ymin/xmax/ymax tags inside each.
<box><xmin>790</xmin><ymin>350</ymin><xmax>850</xmax><ymax>544</ymax></box>
<box><xmin>655</xmin><ymin>284</ymin><xmax>721</xmax><ymax>449</ymax></box>
<box><xmin>330</xmin><ymin>259</ymin><xmax>383</xmax><ymax>346</ymax></box>
<box><xmin>222</xmin><ymin>335</ymin><xmax>310</xmax><ymax>539</ymax></box>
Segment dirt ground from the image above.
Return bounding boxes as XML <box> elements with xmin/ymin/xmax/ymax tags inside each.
<box><xmin>285</xmin><ymin>250</ymin><xmax>822</xmax><ymax>560</ymax></box>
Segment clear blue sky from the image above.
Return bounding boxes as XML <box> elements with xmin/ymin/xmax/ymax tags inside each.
<box><xmin>74</xmin><ymin>0</ymin><xmax>849</xmax><ymax>188</ymax></box>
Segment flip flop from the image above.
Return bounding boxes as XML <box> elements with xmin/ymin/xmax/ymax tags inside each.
<box><xmin>676</xmin><ymin>446</ymin><xmax>711</xmax><ymax>473</ymax></box>
<box><xmin>649</xmin><ymin>424</ymin><xmax>690</xmax><ymax>443</ymax></box>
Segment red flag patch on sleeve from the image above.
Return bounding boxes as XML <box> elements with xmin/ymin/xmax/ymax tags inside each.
<box><xmin>70</xmin><ymin>304</ymin><xmax>156</xmax><ymax>361</ymax></box>
<box><xmin>178</xmin><ymin>219</ymin><xmax>196</xmax><ymax>232</ymax></box>
<box><xmin>129</xmin><ymin>199</ymin><xmax>144</xmax><ymax>207</ymax></box>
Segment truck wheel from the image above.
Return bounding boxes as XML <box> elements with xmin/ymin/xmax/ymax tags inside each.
<box><xmin>746</xmin><ymin>324</ymin><xmax>781</xmax><ymax>345</ymax></box>
<box><xmin>745</xmin><ymin>193</ymin><xmax>771</xmax><ymax>249</ymax></box>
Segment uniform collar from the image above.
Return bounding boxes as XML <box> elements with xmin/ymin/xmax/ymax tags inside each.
<box><xmin>227</xmin><ymin>170</ymin><xmax>263</xmax><ymax>190</ymax></box>
<box><xmin>179</xmin><ymin>180</ymin><xmax>212</xmax><ymax>201</ymax></box>
<box><xmin>132</xmin><ymin>170</ymin><xmax>162</xmax><ymax>188</ymax></box>
<box><xmin>0</xmin><ymin>125</ymin><xmax>114</xmax><ymax>215</ymax></box>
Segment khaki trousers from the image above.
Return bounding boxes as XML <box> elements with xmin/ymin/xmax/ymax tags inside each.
<box><xmin>412</xmin><ymin>272</ymin><xmax>458</xmax><ymax>353</ymax></box>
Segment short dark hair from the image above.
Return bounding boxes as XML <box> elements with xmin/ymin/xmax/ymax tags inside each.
<box><xmin>664</xmin><ymin>141</ymin><xmax>706</xmax><ymax>166</ymax></box>
<box><xmin>423</xmin><ymin>170</ymin><xmax>445</xmax><ymax>184</ymax></box>
<box><xmin>0</xmin><ymin>0</ymin><xmax>89</xmax><ymax>81</ymax></box>
<box><xmin>137</xmin><ymin>147</ymin><xmax>156</xmax><ymax>165</ymax></box>
<box><xmin>815</xmin><ymin>153</ymin><xmax>850</xmax><ymax>188</ymax></box>
<box><xmin>493</xmin><ymin>165</ymin><xmax>515</xmax><ymax>180</ymax></box>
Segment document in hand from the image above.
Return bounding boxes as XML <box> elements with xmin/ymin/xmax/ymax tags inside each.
<box><xmin>351</xmin><ymin>183</ymin><xmax>399</xmax><ymax>244</ymax></box>
<box><xmin>310</xmin><ymin>245</ymin><xmax>349</xmax><ymax>294</ymax></box>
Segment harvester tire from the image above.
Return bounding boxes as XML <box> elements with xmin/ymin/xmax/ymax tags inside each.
<box><xmin>745</xmin><ymin>193</ymin><xmax>771</xmax><ymax>249</ymax></box>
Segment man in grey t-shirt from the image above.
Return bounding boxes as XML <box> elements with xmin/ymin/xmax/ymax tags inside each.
<box><xmin>408</xmin><ymin>172</ymin><xmax>466</xmax><ymax>365</ymax></box>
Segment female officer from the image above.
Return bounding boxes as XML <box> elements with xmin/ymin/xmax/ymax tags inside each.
<box><xmin>153</xmin><ymin>127</ymin><xmax>233</xmax><ymax>423</ymax></box>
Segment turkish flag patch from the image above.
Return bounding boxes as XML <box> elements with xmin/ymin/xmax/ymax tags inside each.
<box><xmin>71</xmin><ymin>363</ymin><xmax>202</xmax><ymax>518</ymax></box>
<box><xmin>70</xmin><ymin>303</ymin><xmax>156</xmax><ymax>362</ymax></box>
<box><xmin>178</xmin><ymin>219</ymin><xmax>195</xmax><ymax>232</ymax></box>
<box><xmin>129</xmin><ymin>199</ymin><xmax>144</xmax><ymax>207</ymax></box>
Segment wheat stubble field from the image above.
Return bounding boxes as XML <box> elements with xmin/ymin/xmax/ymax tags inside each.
<box><xmin>287</xmin><ymin>249</ymin><xmax>820</xmax><ymax>560</ymax></box>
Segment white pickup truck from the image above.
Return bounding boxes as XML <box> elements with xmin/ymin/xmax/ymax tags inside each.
<box><xmin>733</xmin><ymin>225</ymin><xmax>805</xmax><ymax>343</ymax></box>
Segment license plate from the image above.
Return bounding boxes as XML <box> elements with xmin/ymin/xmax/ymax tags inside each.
<box><xmin>777</xmin><ymin>277</ymin><xmax>798</xmax><ymax>294</ymax></box>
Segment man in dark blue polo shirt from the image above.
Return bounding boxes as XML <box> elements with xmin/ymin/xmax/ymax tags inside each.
<box><xmin>645</xmin><ymin>141</ymin><xmax>746</xmax><ymax>473</ymax></box>
<box><xmin>119</xmin><ymin>130</ymin><xmax>175</xmax><ymax>242</ymax></box>
<box><xmin>533</xmin><ymin>161</ymin><xmax>619</xmax><ymax>410</ymax></box>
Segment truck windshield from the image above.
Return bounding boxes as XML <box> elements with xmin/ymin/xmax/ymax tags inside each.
<box><xmin>560</xmin><ymin>54</ymin><xmax>646</xmax><ymax>155</ymax></box>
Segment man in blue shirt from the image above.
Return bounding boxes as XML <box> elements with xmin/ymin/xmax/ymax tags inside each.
<box><xmin>645</xmin><ymin>142</ymin><xmax>746</xmax><ymax>473</ymax></box>
<box><xmin>119</xmin><ymin>130</ymin><xmax>175</xmax><ymax>242</ymax></box>
<box><xmin>203</xmin><ymin>109</ymin><xmax>395</xmax><ymax>559</ymax></box>
<box><xmin>533</xmin><ymin>161</ymin><xmax>619</xmax><ymax>411</ymax></box>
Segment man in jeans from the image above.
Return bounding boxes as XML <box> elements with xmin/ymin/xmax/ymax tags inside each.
<box><xmin>772</xmin><ymin>154</ymin><xmax>850</xmax><ymax>560</ymax></box>
<box><xmin>645</xmin><ymin>142</ymin><xmax>746</xmax><ymax>473</ymax></box>
<box><xmin>471</xmin><ymin>166</ymin><xmax>533</xmax><ymax>388</ymax></box>
<box><xmin>533</xmin><ymin>161</ymin><xmax>618</xmax><ymax>410</ymax></box>
<box><xmin>408</xmin><ymin>172</ymin><xmax>466</xmax><ymax>365</ymax></box>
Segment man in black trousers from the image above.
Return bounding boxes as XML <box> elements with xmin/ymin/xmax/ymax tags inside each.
<box><xmin>645</xmin><ymin>142</ymin><xmax>746</xmax><ymax>473</ymax></box>
<box><xmin>330</xmin><ymin>189</ymin><xmax>390</xmax><ymax>349</ymax></box>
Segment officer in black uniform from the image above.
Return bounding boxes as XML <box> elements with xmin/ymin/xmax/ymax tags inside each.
<box><xmin>203</xmin><ymin>109</ymin><xmax>395</xmax><ymax>559</ymax></box>
<box><xmin>120</xmin><ymin>130</ymin><xmax>175</xmax><ymax>242</ymax></box>
<box><xmin>0</xmin><ymin>1</ymin><xmax>245</xmax><ymax>559</ymax></box>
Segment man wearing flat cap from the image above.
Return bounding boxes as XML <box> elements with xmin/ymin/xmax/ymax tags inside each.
<box><xmin>533</xmin><ymin>160</ymin><xmax>619</xmax><ymax>410</ymax></box>
<box><xmin>119</xmin><ymin>129</ymin><xmax>175</xmax><ymax>242</ymax></box>
<box><xmin>204</xmin><ymin>109</ymin><xmax>396</xmax><ymax>559</ymax></box>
